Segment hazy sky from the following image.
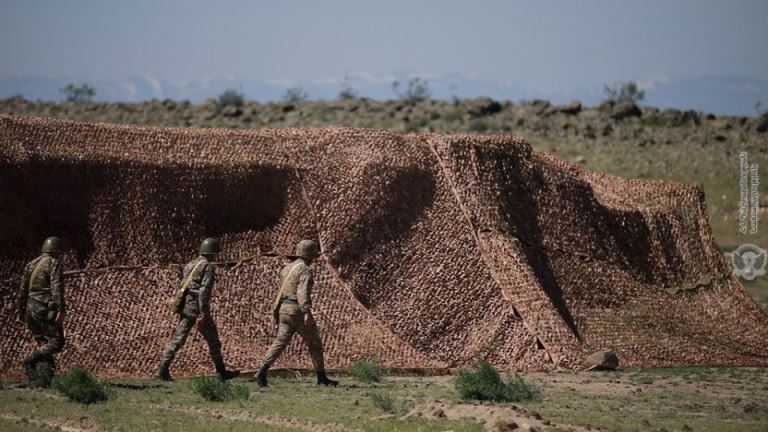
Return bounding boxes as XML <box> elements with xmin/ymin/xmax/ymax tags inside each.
<box><xmin>1</xmin><ymin>0</ymin><xmax>767</xmax><ymax>92</ymax></box>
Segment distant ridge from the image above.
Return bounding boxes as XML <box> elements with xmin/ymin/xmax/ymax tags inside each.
<box><xmin>1</xmin><ymin>73</ymin><xmax>766</xmax><ymax>116</ymax></box>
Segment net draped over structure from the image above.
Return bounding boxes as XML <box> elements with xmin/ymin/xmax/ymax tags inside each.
<box><xmin>1</xmin><ymin>114</ymin><xmax>766</xmax><ymax>379</ymax></box>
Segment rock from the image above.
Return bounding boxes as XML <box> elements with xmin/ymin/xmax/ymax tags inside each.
<box><xmin>586</xmin><ymin>350</ymin><xmax>620</xmax><ymax>370</ymax></box>
<box><xmin>598</xmin><ymin>100</ymin><xmax>615</xmax><ymax>113</ymax></box>
<box><xmin>743</xmin><ymin>402</ymin><xmax>757</xmax><ymax>412</ymax></box>
<box><xmin>431</xmin><ymin>408</ymin><xmax>445</xmax><ymax>417</ymax></box>
<box><xmin>756</xmin><ymin>112</ymin><xmax>768</xmax><ymax>133</ymax></box>
<box><xmin>611</xmin><ymin>101</ymin><xmax>642</xmax><ymax>120</ymax></box>
<box><xmin>555</xmin><ymin>100</ymin><xmax>582</xmax><ymax>115</ymax></box>
<box><xmin>490</xmin><ymin>419</ymin><xmax>518</xmax><ymax>432</ymax></box>
<box><xmin>465</xmin><ymin>97</ymin><xmax>503</xmax><ymax>117</ymax></box>
<box><xmin>682</xmin><ymin>424</ymin><xmax>694</xmax><ymax>431</ymax></box>
<box><xmin>529</xmin><ymin>410</ymin><xmax>542</xmax><ymax>420</ymax></box>
<box><xmin>221</xmin><ymin>105</ymin><xmax>242</xmax><ymax>117</ymax></box>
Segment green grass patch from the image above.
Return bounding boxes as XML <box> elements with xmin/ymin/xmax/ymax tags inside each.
<box><xmin>191</xmin><ymin>376</ymin><xmax>249</xmax><ymax>402</ymax></box>
<box><xmin>52</xmin><ymin>367</ymin><xmax>109</xmax><ymax>404</ymax></box>
<box><xmin>455</xmin><ymin>361</ymin><xmax>541</xmax><ymax>403</ymax></box>
<box><xmin>29</xmin><ymin>361</ymin><xmax>54</xmax><ymax>389</ymax></box>
<box><xmin>371</xmin><ymin>392</ymin><xmax>396</xmax><ymax>412</ymax></box>
<box><xmin>348</xmin><ymin>359</ymin><xmax>382</xmax><ymax>383</ymax></box>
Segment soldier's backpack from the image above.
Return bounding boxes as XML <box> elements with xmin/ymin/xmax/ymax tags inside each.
<box><xmin>170</xmin><ymin>260</ymin><xmax>206</xmax><ymax>315</ymax></box>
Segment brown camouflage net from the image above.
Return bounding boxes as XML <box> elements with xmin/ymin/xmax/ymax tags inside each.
<box><xmin>0</xmin><ymin>114</ymin><xmax>766</xmax><ymax>379</ymax></box>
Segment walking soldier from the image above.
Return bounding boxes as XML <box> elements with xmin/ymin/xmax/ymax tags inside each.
<box><xmin>156</xmin><ymin>238</ymin><xmax>239</xmax><ymax>381</ymax></box>
<box><xmin>17</xmin><ymin>236</ymin><xmax>67</xmax><ymax>386</ymax></box>
<box><xmin>254</xmin><ymin>239</ymin><xmax>338</xmax><ymax>387</ymax></box>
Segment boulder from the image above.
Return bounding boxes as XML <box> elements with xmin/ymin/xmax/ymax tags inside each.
<box><xmin>554</xmin><ymin>100</ymin><xmax>582</xmax><ymax>115</ymax></box>
<box><xmin>756</xmin><ymin>112</ymin><xmax>768</xmax><ymax>133</ymax></box>
<box><xmin>465</xmin><ymin>97</ymin><xmax>503</xmax><ymax>117</ymax></box>
<box><xmin>586</xmin><ymin>350</ymin><xmax>619</xmax><ymax>370</ymax></box>
<box><xmin>611</xmin><ymin>101</ymin><xmax>642</xmax><ymax>120</ymax></box>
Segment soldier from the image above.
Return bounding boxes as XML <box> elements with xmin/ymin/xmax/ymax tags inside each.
<box><xmin>17</xmin><ymin>236</ymin><xmax>67</xmax><ymax>385</ymax></box>
<box><xmin>254</xmin><ymin>239</ymin><xmax>338</xmax><ymax>387</ymax></box>
<box><xmin>156</xmin><ymin>238</ymin><xmax>239</xmax><ymax>381</ymax></box>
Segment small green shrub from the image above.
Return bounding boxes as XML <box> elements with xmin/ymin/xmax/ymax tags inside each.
<box><xmin>192</xmin><ymin>376</ymin><xmax>249</xmax><ymax>402</ymax></box>
<box><xmin>603</xmin><ymin>81</ymin><xmax>645</xmax><ymax>104</ymax></box>
<box><xmin>218</xmin><ymin>89</ymin><xmax>244</xmax><ymax>107</ymax></box>
<box><xmin>283</xmin><ymin>86</ymin><xmax>308</xmax><ymax>103</ymax></box>
<box><xmin>52</xmin><ymin>367</ymin><xmax>108</xmax><ymax>404</ymax></box>
<box><xmin>348</xmin><ymin>359</ymin><xmax>381</xmax><ymax>382</ymax></box>
<box><xmin>455</xmin><ymin>361</ymin><xmax>541</xmax><ymax>402</ymax></box>
<box><xmin>371</xmin><ymin>392</ymin><xmax>395</xmax><ymax>412</ymax></box>
<box><xmin>30</xmin><ymin>362</ymin><xmax>54</xmax><ymax>388</ymax></box>
<box><xmin>60</xmin><ymin>83</ymin><xmax>96</xmax><ymax>103</ymax></box>
<box><xmin>392</xmin><ymin>77</ymin><xmax>430</xmax><ymax>104</ymax></box>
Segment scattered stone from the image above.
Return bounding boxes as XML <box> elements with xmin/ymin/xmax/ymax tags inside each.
<box><xmin>555</xmin><ymin>100</ymin><xmax>582</xmax><ymax>115</ymax></box>
<box><xmin>586</xmin><ymin>350</ymin><xmax>620</xmax><ymax>370</ymax></box>
<box><xmin>611</xmin><ymin>101</ymin><xmax>642</xmax><ymax>120</ymax></box>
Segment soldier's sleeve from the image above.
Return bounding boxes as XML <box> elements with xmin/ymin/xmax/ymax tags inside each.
<box><xmin>296</xmin><ymin>265</ymin><xmax>313</xmax><ymax>314</ymax></box>
<box><xmin>50</xmin><ymin>259</ymin><xmax>65</xmax><ymax>312</ymax></box>
<box><xmin>17</xmin><ymin>263</ymin><xmax>31</xmax><ymax>317</ymax></box>
<box><xmin>198</xmin><ymin>263</ymin><xmax>215</xmax><ymax>315</ymax></box>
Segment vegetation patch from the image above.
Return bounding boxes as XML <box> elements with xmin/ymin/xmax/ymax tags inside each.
<box><xmin>191</xmin><ymin>376</ymin><xmax>249</xmax><ymax>402</ymax></box>
<box><xmin>371</xmin><ymin>392</ymin><xmax>396</xmax><ymax>412</ymax></box>
<box><xmin>52</xmin><ymin>367</ymin><xmax>109</xmax><ymax>404</ymax></box>
<box><xmin>348</xmin><ymin>358</ymin><xmax>382</xmax><ymax>383</ymax></box>
<box><xmin>29</xmin><ymin>362</ymin><xmax>55</xmax><ymax>389</ymax></box>
<box><xmin>455</xmin><ymin>361</ymin><xmax>541</xmax><ymax>403</ymax></box>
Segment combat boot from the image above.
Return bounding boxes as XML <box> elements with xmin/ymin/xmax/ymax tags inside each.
<box><xmin>156</xmin><ymin>365</ymin><xmax>172</xmax><ymax>382</ymax></box>
<box><xmin>218</xmin><ymin>369</ymin><xmax>240</xmax><ymax>381</ymax></box>
<box><xmin>316</xmin><ymin>369</ymin><xmax>338</xmax><ymax>387</ymax></box>
<box><xmin>254</xmin><ymin>364</ymin><xmax>269</xmax><ymax>387</ymax></box>
<box><xmin>21</xmin><ymin>355</ymin><xmax>37</xmax><ymax>382</ymax></box>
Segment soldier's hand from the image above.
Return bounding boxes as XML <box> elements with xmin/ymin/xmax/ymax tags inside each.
<box><xmin>303</xmin><ymin>313</ymin><xmax>315</xmax><ymax>327</ymax></box>
<box><xmin>196</xmin><ymin>313</ymin><xmax>209</xmax><ymax>330</ymax></box>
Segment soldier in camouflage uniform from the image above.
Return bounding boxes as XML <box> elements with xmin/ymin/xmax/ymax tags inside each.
<box><xmin>254</xmin><ymin>239</ymin><xmax>338</xmax><ymax>387</ymax></box>
<box><xmin>17</xmin><ymin>237</ymin><xmax>67</xmax><ymax>384</ymax></box>
<box><xmin>156</xmin><ymin>238</ymin><xmax>239</xmax><ymax>381</ymax></box>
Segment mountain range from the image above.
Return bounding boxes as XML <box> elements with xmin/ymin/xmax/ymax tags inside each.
<box><xmin>1</xmin><ymin>72</ymin><xmax>766</xmax><ymax>117</ymax></box>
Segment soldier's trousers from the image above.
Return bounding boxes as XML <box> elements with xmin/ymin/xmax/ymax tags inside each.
<box><xmin>159</xmin><ymin>314</ymin><xmax>226</xmax><ymax>371</ymax></box>
<box><xmin>25</xmin><ymin>309</ymin><xmax>65</xmax><ymax>366</ymax></box>
<box><xmin>261</xmin><ymin>313</ymin><xmax>325</xmax><ymax>371</ymax></box>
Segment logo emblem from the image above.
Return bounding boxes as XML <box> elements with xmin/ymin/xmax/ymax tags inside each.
<box><xmin>731</xmin><ymin>243</ymin><xmax>767</xmax><ymax>281</ymax></box>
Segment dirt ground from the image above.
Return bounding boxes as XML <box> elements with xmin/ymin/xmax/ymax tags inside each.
<box><xmin>1</xmin><ymin>367</ymin><xmax>766</xmax><ymax>432</ymax></box>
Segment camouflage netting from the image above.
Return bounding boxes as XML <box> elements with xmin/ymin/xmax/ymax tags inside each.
<box><xmin>1</xmin><ymin>114</ymin><xmax>766</xmax><ymax>379</ymax></box>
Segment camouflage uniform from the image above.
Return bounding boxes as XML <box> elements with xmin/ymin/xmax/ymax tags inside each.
<box><xmin>255</xmin><ymin>239</ymin><xmax>337</xmax><ymax>386</ymax></box>
<box><xmin>260</xmin><ymin>260</ymin><xmax>325</xmax><ymax>370</ymax></box>
<box><xmin>17</xmin><ymin>252</ymin><xmax>66</xmax><ymax>376</ymax></box>
<box><xmin>157</xmin><ymin>255</ymin><xmax>229</xmax><ymax>378</ymax></box>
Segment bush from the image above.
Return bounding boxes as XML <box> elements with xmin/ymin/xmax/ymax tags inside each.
<box><xmin>30</xmin><ymin>362</ymin><xmax>54</xmax><ymax>388</ymax></box>
<box><xmin>283</xmin><ymin>86</ymin><xmax>308</xmax><ymax>103</ymax></box>
<box><xmin>455</xmin><ymin>361</ymin><xmax>541</xmax><ymax>403</ymax></box>
<box><xmin>60</xmin><ymin>83</ymin><xmax>96</xmax><ymax>103</ymax></box>
<box><xmin>371</xmin><ymin>392</ymin><xmax>395</xmax><ymax>412</ymax></box>
<box><xmin>218</xmin><ymin>89</ymin><xmax>244</xmax><ymax>107</ymax></box>
<box><xmin>52</xmin><ymin>367</ymin><xmax>108</xmax><ymax>404</ymax></box>
<box><xmin>392</xmin><ymin>77</ymin><xmax>430</xmax><ymax>104</ymax></box>
<box><xmin>348</xmin><ymin>359</ymin><xmax>381</xmax><ymax>382</ymax></box>
<box><xmin>603</xmin><ymin>81</ymin><xmax>645</xmax><ymax>104</ymax></box>
<box><xmin>338</xmin><ymin>74</ymin><xmax>359</xmax><ymax>100</ymax></box>
<box><xmin>192</xmin><ymin>376</ymin><xmax>249</xmax><ymax>402</ymax></box>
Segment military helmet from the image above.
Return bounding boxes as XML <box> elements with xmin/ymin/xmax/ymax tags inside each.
<box><xmin>199</xmin><ymin>237</ymin><xmax>221</xmax><ymax>255</ymax></box>
<box><xmin>294</xmin><ymin>239</ymin><xmax>320</xmax><ymax>259</ymax></box>
<box><xmin>41</xmin><ymin>236</ymin><xmax>64</xmax><ymax>253</ymax></box>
